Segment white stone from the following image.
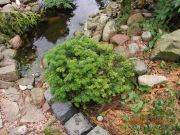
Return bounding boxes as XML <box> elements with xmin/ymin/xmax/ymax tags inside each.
<box><xmin>141</xmin><ymin>31</ymin><xmax>152</xmax><ymax>42</ymax></box>
<box><xmin>97</xmin><ymin>116</ymin><xmax>104</xmax><ymax>122</ymax></box>
<box><xmin>19</xmin><ymin>85</ymin><xmax>27</xmax><ymax>91</ymax></box>
<box><xmin>12</xmin><ymin>125</ymin><xmax>27</xmax><ymax>135</ymax></box>
<box><xmin>128</xmin><ymin>43</ymin><xmax>140</xmax><ymax>54</ymax></box>
<box><xmin>138</xmin><ymin>75</ymin><xmax>167</xmax><ymax>87</ymax></box>
<box><xmin>120</xmin><ymin>25</ymin><xmax>128</xmax><ymax>31</ymax></box>
<box><xmin>27</xmin><ymin>85</ymin><xmax>33</xmax><ymax>90</ymax></box>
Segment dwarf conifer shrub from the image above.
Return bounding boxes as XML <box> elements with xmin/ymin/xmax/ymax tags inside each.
<box><xmin>44</xmin><ymin>36</ymin><xmax>134</xmax><ymax>107</ymax></box>
<box><xmin>44</xmin><ymin>0</ymin><xmax>73</xmax><ymax>9</ymax></box>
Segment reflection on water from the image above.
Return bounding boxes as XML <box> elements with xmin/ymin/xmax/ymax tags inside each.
<box><xmin>16</xmin><ymin>0</ymin><xmax>108</xmax><ymax>76</ymax></box>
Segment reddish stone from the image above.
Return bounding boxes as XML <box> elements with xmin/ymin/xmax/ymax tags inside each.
<box><xmin>110</xmin><ymin>34</ymin><xmax>130</xmax><ymax>46</ymax></box>
<box><xmin>42</xmin><ymin>101</ymin><xmax>51</xmax><ymax>113</ymax></box>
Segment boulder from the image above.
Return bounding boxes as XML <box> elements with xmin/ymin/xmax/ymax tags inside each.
<box><xmin>110</xmin><ymin>34</ymin><xmax>130</xmax><ymax>46</ymax></box>
<box><xmin>0</xmin><ymin>80</ymin><xmax>14</xmax><ymax>89</ymax></box>
<box><xmin>132</xmin><ymin>59</ymin><xmax>147</xmax><ymax>75</ymax></box>
<box><xmin>102</xmin><ymin>20</ymin><xmax>116</xmax><ymax>42</ymax></box>
<box><xmin>65</xmin><ymin>113</ymin><xmax>92</xmax><ymax>135</ymax></box>
<box><xmin>87</xmin><ymin>126</ymin><xmax>110</xmax><ymax>135</ymax></box>
<box><xmin>44</xmin><ymin>89</ymin><xmax>53</xmax><ymax>104</ymax></box>
<box><xmin>0</xmin><ymin>64</ymin><xmax>19</xmax><ymax>82</ymax></box>
<box><xmin>127</xmin><ymin>13</ymin><xmax>144</xmax><ymax>25</ymax></box>
<box><xmin>0</xmin><ymin>0</ymin><xmax>10</xmax><ymax>5</ymax></box>
<box><xmin>51</xmin><ymin>102</ymin><xmax>77</xmax><ymax>123</ymax></box>
<box><xmin>1</xmin><ymin>99</ymin><xmax>19</xmax><ymax>122</ymax></box>
<box><xmin>151</xmin><ymin>29</ymin><xmax>180</xmax><ymax>61</ymax></box>
<box><xmin>5</xmin><ymin>87</ymin><xmax>20</xmax><ymax>102</ymax></box>
<box><xmin>10</xmin><ymin>35</ymin><xmax>23</xmax><ymax>49</ymax></box>
<box><xmin>30</xmin><ymin>88</ymin><xmax>44</xmax><ymax>107</ymax></box>
<box><xmin>2</xmin><ymin>49</ymin><xmax>17</xmax><ymax>58</ymax></box>
<box><xmin>2</xmin><ymin>4</ymin><xmax>14</xmax><ymax>12</ymax></box>
<box><xmin>138</xmin><ymin>75</ymin><xmax>167</xmax><ymax>87</ymax></box>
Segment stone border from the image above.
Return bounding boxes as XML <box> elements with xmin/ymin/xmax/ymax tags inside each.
<box><xmin>44</xmin><ymin>89</ymin><xmax>111</xmax><ymax>135</ymax></box>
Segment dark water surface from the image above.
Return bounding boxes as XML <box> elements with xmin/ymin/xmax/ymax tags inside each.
<box><xmin>16</xmin><ymin>0</ymin><xmax>108</xmax><ymax>76</ymax></box>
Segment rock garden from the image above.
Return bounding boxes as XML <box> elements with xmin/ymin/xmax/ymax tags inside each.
<box><xmin>0</xmin><ymin>0</ymin><xmax>179</xmax><ymax>135</ymax></box>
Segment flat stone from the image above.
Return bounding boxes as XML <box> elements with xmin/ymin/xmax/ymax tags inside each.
<box><xmin>0</xmin><ymin>0</ymin><xmax>10</xmax><ymax>5</ymax></box>
<box><xmin>20</xmin><ymin>101</ymin><xmax>45</xmax><ymax>123</ymax></box>
<box><xmin>128</xmin><ymin>43</ymin><xmax>140</xmax><ymax>54</ymax></box>
<box><xmin>1</xmin><ymin>99</ymin><xmax>19</xmax><ymax>122</ymax></box>
<box><xmin>138</xmin><ymin>75</ymin><xmax>167</xmax><ymax>87</ymax></box>
<box><xmin>31</xmin><ymin>88</ymin><xmax>44</xmax><ymax>107</ymax></box>
<box><xmin>51</xmin><ymin>102</ymin><xmax>77</xmax><ymax>123</ymax></box>
<box><xmin>5</xmin><ymin>87</ymin><xmax>20</xmax><ymax>102</ymax></box>
<box><xmin>10</xmin><ymin>125</ymin><xmax>27</xmax><ymax>135</ymax></box>
<box><xmin>110</xmin><ymin>34</ymin><xmax>130</xmax><ymax>46</ymax></box>
<box><xmin>2</xmin><ymin>49</ymin><xmax>17</xmax><ymax>58</ymax></box>
<box><xmin>0</xmin><ymin>64</ymin><xmax>19</xmax><ymax>82</ymax></box>
<box><xmin>0</xmin><ymin>58</ymin><xmax>16</xmax><ymax>67</ymax></box>
<box><xmin>0</xmin><ymin>112</ymin><xmax>2</xmax><ymax>128</ymax></box>
<box><xmin>127</xmin><ymin>13</ymin><xmax>144</xmax><ymax>25</ymax></box>
<box><xmin>17</xmin><ymin>77</ymin><xmax>34</xmax><ymax>86</ymax></box>
<box><xmin>133</xmin><ymin>59</ymin><xmax>148</xmax><ymax>75</ymax></box>
<box><xmin>65</xmin><ymin>113</ymin><xmax>92</xmax><ymax>135</ymax></box>
<box><xmin>87</xmin><ymin>126</ymin><xmax>110</xmax><ymax>135</ymax></box>
<box><xmin>0</xmin><ymin>80</ymin><xmax>14</xmax><ymax>89</ymax></box>
<box><xmin>42</xmin><ymin>101</ymin><xmax>51</xmax><ymax>113</ymax></box>
<box><xmin>44</xmin><ymin>89</ymin><xmax>53</xmax><ymax>104</ymax></box>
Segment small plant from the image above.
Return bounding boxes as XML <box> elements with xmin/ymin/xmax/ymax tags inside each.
<box><xmin>44</xmin><ymin>36</ymin><xmax>134</xmax><ymax>107</ymax></box>
<box><xmin>44</xmin><ymin>0</ymin><xmax>73</xmax><ymax>9</ymax></box>
<box><xmin>0</xmin><ymin>11</ymin><xmax>40</xmax><ymax>38</ymax></box>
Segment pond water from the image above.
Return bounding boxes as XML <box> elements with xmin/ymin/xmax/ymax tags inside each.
<box><xmin>16</xmin><ymin>0</ymin><xmax>108</xmax><ymax>76</ymax></box>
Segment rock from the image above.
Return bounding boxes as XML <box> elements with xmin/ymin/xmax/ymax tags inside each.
<box><xmin>65</xmin><ymin>113</ymin><xmax>92</xmax><ymax>135</ymax></box>
<box><xmin>31</xmin><ymin>4</ymin><xmax>40</xmax><ymax>12</ymax></box>
<box><xmin>0</xmin><ymin>45</ymin><xmax>6</xmax><ymax>52</ymax></box>
<box><xmin>128</xmin><ymin>43</ymin><xmax>140</xmax><ymax>54</ymax></box>
<box><xmin>0</xmin><ymin>64</ymin><xmax>19</xmax><ymax>82</ymax></box>
<box><xmin>84</xmin><ymin>30</ymin><xmax>92</xmax><ymax>37</ymax></box>
<box><xmin>114</xmin><ymin>45</ymin><xmax>129</xmax><ymax>57</ymax></box>
<box><xmin>10</xmin><ymin>35</ymin><xmax>23</xmax><ymax>49</ymax></box>
<box><xmin>24</xmin><ymin>5</ymin><xmax>31</xmax><ymax>11</ymax></box>
<box><xmin>19</xmin><ymin>85</ymin><xmax>27</xmax><ymax>91</ymax></box>
<box><xmin>0</xmin><ymin>80</ymin><xmax>14</xmax><ymax>89</ymax></box>
<box><xmin>127</xmin><ymin>13</ymin><xmax>144</xmax><ymax>25</ymax></box>
<box><xmin>51</xmin><ymin>102</ymin><xmax>77</xmax><ymax>123</ymax></box>
<box><xmin>102</xmin><ymin>20</ymin><xmax>116</xmax><ymax>42</ymax></box>
<box><xmin>131</xmin><ymin>36</ymin><xmax>141</xmax><ymax>42</ymax></box>
<box><xmin>42</xmin><ymin>101</ymin><xmax>51</xmax><ymax>113</ymax></box>
<box><xmin>2</xmin><ymin>4</ymin><xmax>14</xmax><ymax>12</ymax></box>
<box><xmin>0</xmin><ymin>53</ymin><xmax>4</xmax><ymax>61</ymax></box>
<box><xmin>11</xmin><ymin>2</ymin><xmax>19</xmax><ymax>9</ymax></box>
<box><xmin>17</xmin><ymin>77</ymin><xmax>34</xmax><ymax>86</ymax></box>
<box><xmin>138</xmin><ymin>75</ymin><xmax>167</xmax><ymax>87</ymax></box>
<box><xmin>92</xmin><ymin>33</ymin><xmax>102</xmax><ymax>41</ymax></box>
<box><xmin>0</xmin><ymin>58</ymin><xmax>16</xmax><ymax>67</ymax></box>
<box><xmin>5</xmin><ymin>87</ymin><xmax>20</xmax><ymax>102</ymax></box>
<box><xmin>1</xmin><ymin>99</ymin><xmax>19</xmax><ymax>122</ymax></box>
<box><xmin>27</xmin><ymin>85</ymin><xmax>33</xmax><ymax>90</ymax></box>
<box><xmin>10</xmin><ymin>125</ymin><xmax>27</xmax><ymax>135</ymax></box>
<box><xmin>97</xmin><ymin>116</ymin><xmax>103</xmax><ymax>122</ymax></box>
<box><xmin>120</xmin><ymin>25</ymin><xmax>128</xmax><ymax>31</ymax></box>
<box><xmin>0</xmin><ymin>0</ymin><xmax>10</xmax><ymax>5</ymax></box>
<box><xmin>110</xmin><ymin>34</ymin><xmax>130</xmax><ymax>46</ymax></box>
<box><xmin>31</xmin><ymin>88</ymin><xmax>44</xmax><ymax>107</ymax></box>
<box><xmin>98</xmin><ymin>14</ymin><xmax>109</xmax><ymax>24</ymax></box>
<box><xmin>86</xmin><ymin>22</ymin><xmax>97</xmax><ymax>30</ymax></box>
<box><xmin>2</xmin><ymin>49</ymin><xmax>17</xmax><ymax>58</ymax></box>
<box><xmin>142</xmin><ymin>12</ymin><xmax>153</xmax><ymax>18</ymax></box>
<box><xmin>87</xmin><ymin>126</ymin><xmax>110</xmax><ymax>135</ymax></box>
<box><xmin>141</xmin><ymin>31</ymin><xmax>152</xmax><ymax>42</ymax></box>
<box><xmin>133</xmin><ymin>59</ymin><xmax>148</xmax><ymax>75</ymax></box>
<box><xmin>151</xmin><ymin>29</ymin><xmax>180</xmax><ymax>61</ymax></box>
<box><xmin>0</xmin><ymin>112</ymin><xmax>2</xmax><ymax>128</ymax></box>
<box><xmin>20</xmin><ymin>102</ymin><xmax>45</xmax><ymax>123</ymax></box>
<box><xmin>44</xmin><ymin>89</ymin><xmax>53</xmax><ymax>104</ymax></box>
<box><xmin>34</xmin><ymin>72</ymin><xmax>40</xmax><ymax>77</ymax></box>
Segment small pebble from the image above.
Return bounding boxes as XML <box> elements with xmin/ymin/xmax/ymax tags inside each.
<box><xmin>27</xmin><ymin>85</ymin><xmax>33</xmax><ymax>90</ymax></box>
<box><xmin>35</xmin><ymin>72</ymin><xmax>40</xmax><ymax>78</ymax></box>
<box><xmin>97</xmin><ymin>116</ymin><xmax>104</xmax><ymax>122</ymax></box>
<box><xmin>120</xmin><ymin>25</ymin><xmax>128</xmax><ymax>31</ymax></box>
<box><xmin>141</xmin><ymin>31</ymin><xmax>152</xmax><ymax>42</ymax></box>
<box><xmin>19</xmin><ymin>85</ymin><xmax>27</xmax><ymax>91</ymax></box>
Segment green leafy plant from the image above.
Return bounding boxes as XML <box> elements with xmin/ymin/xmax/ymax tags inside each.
<box><xmin>0</xmin><ymin>11</ymin><xmax>40</xmax><ymax>38</ymax></box>
<box><xmin>44</xmin><ymin>0</ymin><xmax>73</xmax><ymax>9</ymax></box>
<box><xmin>44</xmin><ymin>36</ymin><xmax>134</xmax><ymax>107</ymax></box>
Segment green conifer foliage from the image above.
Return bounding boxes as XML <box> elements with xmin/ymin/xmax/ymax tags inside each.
<box><xmin>44</xmin><ymin>0</ymin><xmax>73</xmax><ymax>9</ymax></box>
<box><xmin>44</xmin><ymin>36</ymin><xmax>134</xmax><ymax>107</ymax></box>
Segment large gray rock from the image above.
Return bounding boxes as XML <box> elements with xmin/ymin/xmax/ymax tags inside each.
<box><xmin>133</xmin><ymin>59</ymin><xmax>148</xmax><ymax>75</ymax></box>
<box><xmin>44</xmin><ymin>89</ymin><xmax>53</xmax><ymax>104</ymax></box>
<box><xmin>151</xmin><ymin>29</ymin><xmax>180</xmax><ymax>61</ymax></box>
<box><xmin>0</xmin><ymin>0</ymin><xmax>10</xmax><ymax>5</ymax></box>
<box><xmin>20</xmin><ymin>97</ymin><xmax>45</xmax><ymax>123</ymax></box>
<box><xmin>5</xmin><ymin>87</ymin><xmax>20</xmax><ymax>102</ymax></box>
<box><xmin>102</xmin><ymin>20</ymin><xmax>116</xmax><ymax>42</ymax></box>
<box><xmin>138</xmin><ymin>75</ymin><xmax>167</xmax><ymax>87</ymax></box>
<box><xmin>87</xmin><ymin>126</ymin><xmax>110</xmax><ymax>135</ymax></box>
<box><xmin>1</xmin><ymin>99</ymin><xmax>19</xmax><ymax>122</ymax></box>
<box><xmin>0</xmin><ymin>64</ymin><xmax>19</xmax><ymax>82</ymax></box>
<box><xmin>51</xmin><ymin>102</ymin><xmax>77</xmax><ymax>123</ymax></box>
<box><xmin>65</xmin><ymin>113</ymin><xmax>92</xmax><ymax>135</ymax></box>
<box><xmin>0</xmin><ymin>80</ymin><xmax>14</xmax><ymax>89</ymax></box>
